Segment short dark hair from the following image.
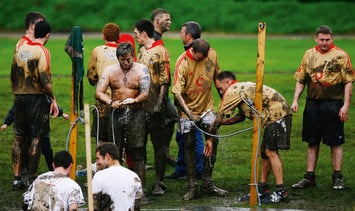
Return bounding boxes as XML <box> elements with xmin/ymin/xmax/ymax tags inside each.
<box><xmin>216</xmin><ymin>71</ymin><xmax>236</xmax><ymax>81</ymax></box>
<box><xmin>24</xmin><ymin>11</ymin><xmax>46</xmax><ymax>29</ymax></box>
<box><xmin>53</xmin><ymin>151</ymin><xmax>73</xmax><ymax>169</ymax></box>
<box><xmin>96</xmin><ymin>142</ymin><xmax>120</xmax><ymax>160</ymax></box>
<box><xmin>34</xmin><ymin>20</ymin><xmax>51</xmax><ymax>39</ymax></box>
<box><xmin>151</xmin><ymin>8</ymin><xmax>169</xmax><ymax>22</ymax></box>
<box><xmin>182</xmin><ymin>21</ymin><xmax>201</xmax><ymax>40</ymax></box>
<box><xmin>103</xmin><ymin>23</ymin><xmax>120</xmax><ymax>42</ymax></box>
<box><xmin>315</xmin><ymin>25</ymin><xmax>333</xmax><ymax>36</ymax></box>
<box><xmin>134</xmin><ymin>19</ymin><xmax>154</xmax><ymax>38</ymax></box>
<box><xmin>116</xmin><ymin>42</ymin><xmax>134</xmax><ymax>58</ymax></box>
<box><xmin>191</xmin><ymin>38</ymin><xmax>210</xmax><ymax>58</ymax></box>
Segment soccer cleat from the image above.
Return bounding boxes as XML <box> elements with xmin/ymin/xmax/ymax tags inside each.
<box><xmin>152</xmin><ymin>183</ymin><xmax>165</xmax><ymax>196</ymax></box>
<box><xmin>12</xmin><ymin>180</ymin><xmax>27</xmax><ymax>191</ymax></box>
<box><xmin>292</xmin><ymin>178</ymin><xmax>316</xmax><ymax>189</ymax></box>
<box><xmin>201</xmin><ymin>184</ymin><xmax>228</xmax><ymax>196</ymax></box>
<box><xmin>270</xmin><ymin>190</ymin><xmax>289</xmax><ymax>203</ymax></box>
<box><xmin>182</xmin><ymin>187</ymin><xmax>198</xmax><ymax>200</ymax></box>
<box><xmin>238</xmin><ymin>190</ymin><xmax>271</xmax><ymax>204</ymax></box>
<box><xmin>332</xmin><ymin>177</ymin><xmax>344</xmax><ymax>190</ymax></box>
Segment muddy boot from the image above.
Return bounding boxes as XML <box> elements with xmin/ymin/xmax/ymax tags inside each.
<box><xmin>183</xmin><ymin>185</ymin><xmax>198</xmax><ymax>201</ymax></box>
<box><xmin>201</xmin><ymin>177</ymin><xmax>228</xmax><ymax>197</ymax></box>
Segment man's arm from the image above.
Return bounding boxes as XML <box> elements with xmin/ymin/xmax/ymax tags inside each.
<box><xmin>95</xmin><ymin>71</ymin><xmax>111</xmax><ymax>105</ymax></box>
<box><xmin>291</xmin><ymin>81</ymin><xmax>305</xmax><ymax>113</ymax></box>
<box><xmin>339</xmin><ymin>82</ymin><xmax>352</xmax><ymax>122</ymax></box>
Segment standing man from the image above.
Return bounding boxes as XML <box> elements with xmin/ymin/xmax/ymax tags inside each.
<box><xmin>172</xmin><ymin>38</ymin><xmax>227</xmax><ymax>200</ymax></box>
<box><xmin>93</xmin><ymin>142</ymin><xmax>143</xmax><ymax>211</ymax></box>
<box><xmin>87</xmin><ymin>23</ymin><xmax>120</xmax><ymax>143</ymax></box>
<box><xmin>151</xmin><ymin>8</ymin><xmax>172</xmax><ymax>41</ymax></box>
<box><xmin>207</xmin><ymin>71</ymin><xmax>292</xmax><ymax>203</ymax></box>
<box><xmin>134</xmin><ymin>19</ymin><xmax>170</xmax><ymax>196</ymax></box>
<box><xmin>166</xmin><ymin>21</ymin><xmax>204</xmax><ymax>179</ymax></box>
<box><xmin>95</xmin><ymin>42</ymin><xmax>150</xmax><ymax>195</ymax></box>
<box><xmin>11</xmin><ymin>11</ymin><xmax>46</xmax><ymax>189</ymax></box>
<box><xmin>23</xmin><ymin>151</ymin><xmax>85</xmax><ymax>210</ymax></box>
<box><xmin>291</xmin><ymin>25</ymin><xmax>354</xmax><ymax>190</ymax></box>
<box><xmin>11</xmin><ymin>20</ymin><xmax>59</xmax><ymax>189</ymax></box>
<box><xmin>151</xmin><ymin>8</ymin><xmax>177</xmax><ymax>167</ymax></box>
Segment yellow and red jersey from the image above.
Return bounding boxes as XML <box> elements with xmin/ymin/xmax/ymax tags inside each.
<box><xmin>294</xmin><ymin>44</ymin><xmax>355</xmax><ymax>100</ymax></box>
<box><xmin>172</xmin><ymin>47</ymin><xmax>220</xmax><ymax>118</ymax></box>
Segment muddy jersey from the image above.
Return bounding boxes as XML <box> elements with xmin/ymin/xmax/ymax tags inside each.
<box><xmin>11</xmin><ymin>41</ymin><xmax>52</xmax><ymax>95</ymax></box>
<box><xmin>92</xmin><ymin>165</ymin><xmax>143</xmax><ymax>211</ymax></box>
<box><xmin>87</xmin><ymin>43</ymin><xmax>118</xmax><ymax>116</ymax></box>
<box><xmin>172</xmin><ymin>48</ymin><xmax>220</xmax><ymax>118</ymax></box>
<box><xmin>137</xmin><ymin>40</ymin><xmax>170</xmax><ymax>112</ymax></box>
<box><xmin>24</xmin><ymin>171</ymin><xmax>85</xmax><ymax>211</ymax></box>
<box><xmin>219</xmin><ymin>81</ymin><xmax>292</xmax><ymax>127</ymax></box>
<box><xmin>294</xmin><ymin>44</ymin><xmax>355</xmax><ymax>100</ymax></box>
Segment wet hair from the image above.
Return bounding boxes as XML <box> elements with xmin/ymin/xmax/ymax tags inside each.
<box><xmin>182</xmin><ymin>21</ymin><xmax>201</xmax><ymax>40</ymax></box>
<box><xmin>151</xmin><ymin>8</ymin><xmax>170</xmax><ymax>22</ymax></box>
<box><xmin>53</xmin><ymin>151</ymin><xmax>73</xmax><ymax>169</ymax></box>
<box><xmin>103</xmin><ymin>23</ymin><xmax>120</xmax><ymax>42</ymax></box>
<box><xmin>191</xmin><ymin>38</ymin><xmax>210</xmax><ymax>58</ymax></box>
<box><xmin>34</xmin><ymin>20</ymin><xmax>51</xmax><ymax>39</ymax></box>
<box><xmin>24</xmin><ymin>11</ymin><xmax>46</xmax><ymax>30</ymax></box>
<box><xmin>134</xmin><ymin>19</ymin><xmax>154</xmax><ymax>38</ymax></box>
<box><xmin>96</xmin><ymin>142</ymin><xmax>120</xmax><ymax>160</ymax></box>
<box><xmin>315</xmin><ymin>25</ymin><xmax>333</xmax><ymax>36</ymax></box>
<box><xmin>116</xmin><ymin>42</ymin><xmax>134</xmax><ymax>57</ymax></box>
<box><xmin>216</xmin><ymin>71</ymin><xmax>236</xmax><ymax>81</ymax></box>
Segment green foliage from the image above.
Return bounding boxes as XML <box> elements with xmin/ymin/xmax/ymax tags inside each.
<box><xmin>1</xmin><ymin>1</ymin><xmax>355</xmax><ymax>34</ymax></box>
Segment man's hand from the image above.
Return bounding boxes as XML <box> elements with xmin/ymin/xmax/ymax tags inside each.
<box><xmin>50</xmin><ymin>99</ymin><xmax>59</xmax><ymax>118</ymax></box>
<box><xmin>203</xmin><ymin>138</ymin><xmax>213</xmax><ymax>156</ymax></box>
<box><xmin>1</xmin><ymin>124</ymin><xmax>8</xmax><ymax>131</ymax></box>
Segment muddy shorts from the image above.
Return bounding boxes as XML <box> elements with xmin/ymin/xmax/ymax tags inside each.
<box><xmin>13</xmin><ymin>94</ymin><xmax>50</xmax><ymax>137</ymax></box>
<box><xmin>302</xmin><ymin>99</ymin><xmax>344</xmax><ymax>146</ymax></box>
<box><xmin>261</xmin><ymin>114</ymin><xmax>292</xmax><ymax>157</ymax></box>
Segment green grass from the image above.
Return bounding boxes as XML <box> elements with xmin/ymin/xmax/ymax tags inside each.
<box><xmin>1</xmin><ymin>35</ymin><xmax>355</xmax><ymax>210</ymax></box>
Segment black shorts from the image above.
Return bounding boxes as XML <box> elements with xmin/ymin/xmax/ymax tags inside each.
<box><xmin>302</xmin><ymin>100</ymin><xmax>344</xmax><ymax>146</ymax></box>
<box><xmin>13</xmin><ymin>95</ymin><xmax>50</xmax><ymax>138</ymax></box>
<box><xmin>261</xmin><ymin>114</ymin><xmax>292</xmax><ymax>156</ymax></box>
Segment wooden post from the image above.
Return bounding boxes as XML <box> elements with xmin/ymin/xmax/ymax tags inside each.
<box><xmin>84</xmin><ymin>104</ymin><xmax>94</xmax><ymax>211</ymax></box>
<box><xmin>69</xmin><ymin>80</ymin><xmax>78</xmax><ymax>180</ymax></box>
<box><xmin>249</xmin><ymin>22</ymin><xmax>266</xmax><ymax>206</ymax></box>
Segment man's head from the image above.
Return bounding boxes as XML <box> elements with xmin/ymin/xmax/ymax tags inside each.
<box><xmin>95</xmin><ymin>142</ymin><xmax>120</xmax><ymax>170</ymax></box>
<box><xmin>34</xmin><ymin>20</ymin><xmax>51</xmax><ymax>44</ymax></box>
<box><xmin>180</xmin><ymin>21</ymin><xmax>201</xmax><ymax>45</ymax></box>
<box><xmin>133</xmin><ymin>19</ymin><xmax>154</xmax><ymax>45</ymax></box>
<box><xmin>314</xmin><ymin>25</ymin><xmax>333</xmax><ymax>53</ymax></box>
<box><xmin>53</xmin><ymin>151</ymin><xmax>73</xmax><ymax>170</ymax></box>
<box><xmin>103</xmin><ymin>23</ymin><xmax>120</xmax><ymax>42</ymax></box>
<box><xmin>191</xmin><ymin>38</ymin><xmax>210</xmax><ymax>61</ymax></box>
<box><xmin>24</xmin><ymin>11</ymin><xmax>46</xmax><ymax>30</ymax></box>
<box><xmin>151</xmin><ymin>8</ymin><xmax>171</xmax><ymax>34</ymax></box>
<box><xmin>116</xmin><ymin>42</ymin><xmax>135</xmax><ymax>71</ymax></box>
<box><xmin>215</xmin><ymin>71</ymin><xmax>236</xmax><ymax>96</ymax></box>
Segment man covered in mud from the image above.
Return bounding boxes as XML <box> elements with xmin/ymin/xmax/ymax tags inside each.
<box><xmin>11</xmin><ymin>20</ymin><xmax>59</xmax><ymax>189</ymax></box>
<box><xmin>95</xmin><ymin>42</ymin><xmax>150</xmax><ymax>192</ymax></box>
<box><xmin>206</xmin><ymin>71</ymin><xmax>292</xmax><ymax>203</ymax></box>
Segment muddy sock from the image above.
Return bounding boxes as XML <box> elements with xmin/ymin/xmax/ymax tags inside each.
<box><xmin>333</xmin><ymin>170</ymin><xmax>342</xmax><ymax>179</ymax></box>
<box><xmin>304</xmin><ymin>171</ymin><xmax>315</xmax><ymax>180</ymax></box>
<box><xmin>275</xmin><ymin>184</ymin><xmax>285</xmax><ymax>192</ymax></box>
<box><xmin>258</xmin><ymin>182</ymin><xmax>269</xmax><ymax>193</ymax></box>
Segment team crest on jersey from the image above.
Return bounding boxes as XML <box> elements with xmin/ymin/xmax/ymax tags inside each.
<box><xmin>104</xmin><ymin>50</ymin><xmax>117</xmax><ymax>60</ymax></box>
<box><xmin>17</xmin><ymin>50</ymin><xmax>32</xmax><ymax>62</ymax></box>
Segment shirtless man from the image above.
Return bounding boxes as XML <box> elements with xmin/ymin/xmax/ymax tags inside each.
<box><xmin>95</xmin><ymin>42</ymin><xmax>150</xmax><ymax>192</ymax></box>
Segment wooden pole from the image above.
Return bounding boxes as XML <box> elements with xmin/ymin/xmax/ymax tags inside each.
<box><xmin>69</xmin><ymin>76</ymin><xmax>78</xmax><ymax>180</ymax></box>
<box><xmin>84</xmin><ymin>104</ymin><xmax>94</xmax><ymax>211</ymax></box>
<box><xmin>249</xmin><ymin>22</ymin><xmax>266</xmax><ymax>206</ymax></box>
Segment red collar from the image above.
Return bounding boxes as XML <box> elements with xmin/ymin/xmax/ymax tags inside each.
<box><xmin>105</xmin><ymin>42</ymin><xmax>118</xmax><ymax>48</ymax></box>
<box><xmin>147</xmin><ymin>39</ymin><xmax>164</xmax><ymax>50</ymax></box>
<box><xmin>22</xmin><ymin>35</ymin><xmax>32</xmax><ymax>44</ymax></box>
<box><xmin>186</xmin><ymin>47</ymin><xmax>194</xmax><ymax>60</ymax></box>
<box><xmin>315</xmin><ymin>43</ymin><xmax>335</xmax><ymax>54</ymax></box>
<box><xmin>28</xmin><ymin>41</ymin><xmax>43</xmax><ymax>46</ymax></box>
